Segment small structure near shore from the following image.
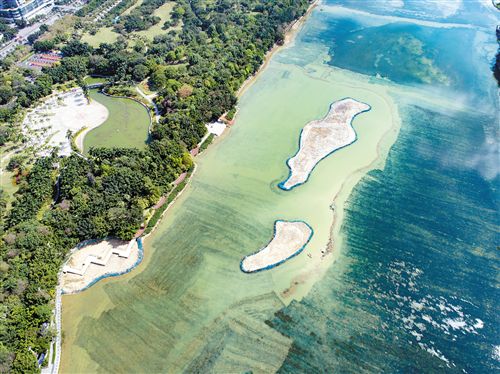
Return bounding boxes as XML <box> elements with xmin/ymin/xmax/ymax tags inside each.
<box><xmin>241</xmin><ymin>220</ymin><xmax>313</xmax><ymax>273</ymax></box>
<box><xmin>206</xmin><ymin>121</ymin><xmax>226</xmax><ymax>136</ymax></box>
<box><xmin>61</xmin><ymin>238</ymin><xmax>142</xmax><ymax>294</ymax></box>
<box><xmin>279</xmin><ymin>98</ymin><xmax>371</xmax><ymax>190</ymax></box>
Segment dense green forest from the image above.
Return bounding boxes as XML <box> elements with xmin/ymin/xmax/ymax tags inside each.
<box><xmin>0</xmin><ymin>0</ymin><xmax>311</xmax><ymax>371</ymax></box>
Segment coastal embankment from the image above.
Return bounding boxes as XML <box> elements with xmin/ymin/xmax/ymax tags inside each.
<box><xmin>59</xmin><ymin>1</ymin><xmax>403</xmax><ymax>371</ymax></box>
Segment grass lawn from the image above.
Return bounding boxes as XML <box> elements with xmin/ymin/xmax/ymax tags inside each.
<box><xmin>82</xmin><ymin>27</ymin><xmax>119</xmax><ymax>48</ymax></box>
<box><xmin>0</xmin><ymin>170</ymin><xmax>18</xmax><ymax>211</ymax></box>
<box><xmin>84</xmin><ymin>76</ymin><xmax>109</xmax><ymax>85</ymax></box>
<box><xmin>83</xmin><ymin>90</ymin><xmax>150</xmax><ymax>153</ymax></box>
<box><xmin>122</xmin><ymin>0</ymin><xmax>144</xmax><ymax>15</ymax></box>
<box><xmin>0</xmin><ymin>148</ymin><xmax>19</xmax><ymax>211</ymax></box>
<box><xmin>81</xmin><ymin>1</ymin><xmax>179</xmax><ymax>47</ymax></box>
<box><xmin>39</xmin><ymin>15</ymin><xmax>77</xmax><ymax>42</ymax></box>
<box><xmin>135</xmin><ymin>2</ymin><xmax>180</xmax><ymax>40</ymax></box>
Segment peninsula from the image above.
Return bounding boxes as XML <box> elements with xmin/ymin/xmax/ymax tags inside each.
<box><xmin>279</xmin><ymin>98</ymin><xmax>371</xmax><ymax>190</ymax></box>
<box><xmin>241</xmin><ymin>220</ymin><xmax>313</xmax><ymax>273</ymax></box>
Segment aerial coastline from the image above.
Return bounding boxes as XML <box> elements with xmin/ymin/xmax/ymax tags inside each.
<box><xmin>65</xmin><ymin>18</ymin><xmax>402</xmax><ymax>374</ymax></box>
<box><xmin>236</xmin><ymin>0</ymin><xmax>320</xmax><ymax>99</ymax></box>
<box><xmin>1</xmin><ymin>0</ymin><xmax>496</xmax><ymax>372</ymax></box>
<box><xmin>0</xmin><ymin>0</ymin><xmax>405</xmax><ymax>372</ymax></box>
<box><xmin>60</xmin><ymin>12</ymin><xmax>402</xmax><ymax>373</ymax></box>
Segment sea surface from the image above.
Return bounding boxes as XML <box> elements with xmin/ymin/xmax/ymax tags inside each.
<box><xmin>61</xmin><ymin>1</ymin><xmax>499</xmax><ymax>372</ymax></box>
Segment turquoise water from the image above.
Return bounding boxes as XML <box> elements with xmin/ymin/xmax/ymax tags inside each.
<box><xmin>269</xmin><ymin>1</ymin><xmax>500</xmax><ymax>372</ymax></box>
<box><xmin>61</xmin><ymin>1</ymin><xmax>499</xmax><ymax>372</ymax></box>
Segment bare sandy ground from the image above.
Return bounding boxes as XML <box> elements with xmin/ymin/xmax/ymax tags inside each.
<box><xmin>23</xmin><ymin>88</ymin><xmax>108</xmax><ymax>156</ymax></box>
<box><xmin>61</xmin><ymin>239</ymin><xmax>139</xmax><ymax>294</ymax></box>
<box><xmin>241</xmin><ymin>221</ymin><xmax>313</xmax><ymax>273</ymax></box>
<box><xmin>280</xmin><ymin>98</ymin><xmax>371</xmax><ymax>190</ymax></box>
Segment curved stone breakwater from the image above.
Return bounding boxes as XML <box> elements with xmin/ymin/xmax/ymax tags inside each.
<box><xmin>279</xmin><ymin>98</ymin><xmax>371</xmax><ymax>190</ymax></box>
<box><xmin>241</xmin><ymin>220</ymin><xmax>313</xmax><ymax>273</ymax></box>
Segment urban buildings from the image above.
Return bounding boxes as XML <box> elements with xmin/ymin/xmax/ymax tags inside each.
<box><xmin>0</xmin><ymin>0</ymin><xmax>54</xmax><ymax>23</ymax></box>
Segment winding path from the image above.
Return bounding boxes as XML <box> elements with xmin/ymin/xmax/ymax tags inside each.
<box><xmin>135</xmin><ymin>86</ymin><xmax>160</xmax><ymax>123</ymax></box>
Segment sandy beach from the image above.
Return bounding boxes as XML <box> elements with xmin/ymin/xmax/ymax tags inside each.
<box><xmin>241</xmin><ymin>220</ymin><xmax>313</xmax><ymax>273</ymax></box>
<box><xmin>61</xmin><ymin>239</ymin><xmax>140</xmax><ymax>294</ymax></box>
<box><xmin>22</xmin><ymin>88</ymin><xmax>108</xmax><ymax>156</ymax></box>
<box><xmin>280</xmin><ymin>98</ymin><xmax>371</xmax><ymax>190</ymax></box>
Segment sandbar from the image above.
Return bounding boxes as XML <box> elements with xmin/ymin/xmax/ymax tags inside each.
<box><xmin>279</xmin><ymin>98</ymin><xmax>371</xmax><ymax>190</ymax></box>
<box><xmin>241</xmin><ymin>220</ymin><xmax>313</xmax><ymax>273</ymax></box>
<box><xmin>61</xmin><ymin>238</ymin><xmax>142</xmax><ymax>294</ymax></box>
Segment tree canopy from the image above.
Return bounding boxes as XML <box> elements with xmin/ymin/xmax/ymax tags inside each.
<box><xmin>0</xmin><ymin>0</ymin><xmax>311</xmax><ymax>371</ymax></box>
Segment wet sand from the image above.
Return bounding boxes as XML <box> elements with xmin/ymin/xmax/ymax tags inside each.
<box><xmin>241</xmin><ymin>220</ymin><xmax>313</xmax><ymax>273</ymax></box>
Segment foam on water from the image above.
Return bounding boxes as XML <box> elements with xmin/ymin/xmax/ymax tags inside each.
<box><xmin>60</xmin><ymin>1</ymin><xmax>499</xmax><ymax>372</ymax></box>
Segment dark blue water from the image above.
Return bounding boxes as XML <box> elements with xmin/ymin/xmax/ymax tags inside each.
<box><xmin>269</xmin><ymin>103</ymin><xmax>499</xmax><ymax>373</ymax></box>
<box><xmin>267</xmin><ymin>1</ymin><xmax>500</xmax><ymax>372</ymax></box>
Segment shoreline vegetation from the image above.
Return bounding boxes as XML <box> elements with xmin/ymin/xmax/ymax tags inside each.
<box><xmin>0</xmin><ymin>0</ymin><xmax>317</xmax><ymax>371</ymax></box>
<box><xmin>58</xmin><ymin>1</ymin><xmax>404</xmax><ymax>370</ymax></box>
<box><xmin>137</xmin><ymin>0</ymin><xmax>320</xmax><ymax>243</ymax></box>
<box><xmin>279</xmin><ymin>98</ymin><xmax>371</xmax><ymax>191</ymax></box>
<box><xmin>236</xmin><ymin>0</ymin><xmax>320</xmax><ymax>100</ymax></box>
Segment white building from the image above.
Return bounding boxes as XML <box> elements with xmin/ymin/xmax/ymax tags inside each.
<box><xmin>0</xmin><ymin>0</ymin><xmax>54</xmax><ymax>23</ymax></box>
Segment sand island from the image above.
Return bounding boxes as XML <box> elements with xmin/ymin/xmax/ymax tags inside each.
<box><xmin>241</xmin><ymin>220</ymin><xmax>313</xmax><ymax>273</ymax></box>
<box><xmin>279</xmin><ymin>98</ymin><xmax>371</xmax><ymax>190</ymax></box>
<box><xmin>61</xmin><ymin>239</ymin><xmax>142</xmax><ymax>294</ymax></box>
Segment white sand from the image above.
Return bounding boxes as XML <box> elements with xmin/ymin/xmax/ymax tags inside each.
<box><xmin>241</xmin><ymin>221</ymin><xmax>312</xmax><ymax>273</ymax></box>
<box><xmin>61</xmin><ymin>239</ymin><xmax>140</xmax><ymax>294</ymax></box>
<box><xmin>206</xmin><ymin>121</ymin><xmax>227</xmax><ymax>136</ymax></box>
<box><xmin>22</xmin><ymin>88</ymin><xmax>108</xmax><ymax>156</ymax></box>
<box><xmin>280</xmin><ymin>98</ymin><xmax>371</xmax><ymax>190</ymax></box>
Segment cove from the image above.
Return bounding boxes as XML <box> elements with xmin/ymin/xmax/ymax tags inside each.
<box><xmin>60</xmin><ymin>4</ymin><xmax>400</xmax><ymax>371</ymax></box>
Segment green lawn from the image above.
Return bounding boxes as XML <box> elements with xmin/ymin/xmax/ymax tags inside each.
<box><xmin>81</xmin><ymin>27</ymin><xmax>119</xmax><ymax>48</ymax></box>
<box><xmin>84</xmin><ymin>76</ymin><xmax>109</xmax><ymax>85</ymax></box>
<box><xmin>83</xmin><ymin>90</ymin><xmax>150</xmax><ymax>153</ymax></box>
<box><xmin>1</xmin><ymin>170</ymin><xmax>18</xmax><ymax>211</ymax></box>
<box><xmin>135</xmin><ymin>2</ymin><xmax>180</xmax><ymax>40</ymax></box>
<box><xmin>81</xmin><ymin>1</ymin><xmax>179</xmax><ymax>47</ymax></box>
<box><xmin>0</xmin><ymin>149</ymin><xmax>19</xmax><ymax>212</ymax></box>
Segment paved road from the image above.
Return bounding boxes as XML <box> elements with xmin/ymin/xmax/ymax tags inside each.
<box><xmin>0</xmin><ymin>13</ymin><xmax>60</xmax><ymax>58</ymax></box>
<box><xmin>40</xmin><ymin>285</ymin><xmax>61</xmax><ymax>374</ymax></box>
<box><xmin>135</xmin><ymin>86</ymin><xmax>160</xmax><ymax>122</ymax></box>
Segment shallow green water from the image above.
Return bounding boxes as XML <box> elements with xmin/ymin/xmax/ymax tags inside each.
<box><xmin>61</xmin><ymin>28</ymin><xmax>398</xmax><ymax>374</ymax></box>
<box><xmin>61</xmin><ymin>1</ymin><xmax>499</xmax><ymax>372</ymax></box>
